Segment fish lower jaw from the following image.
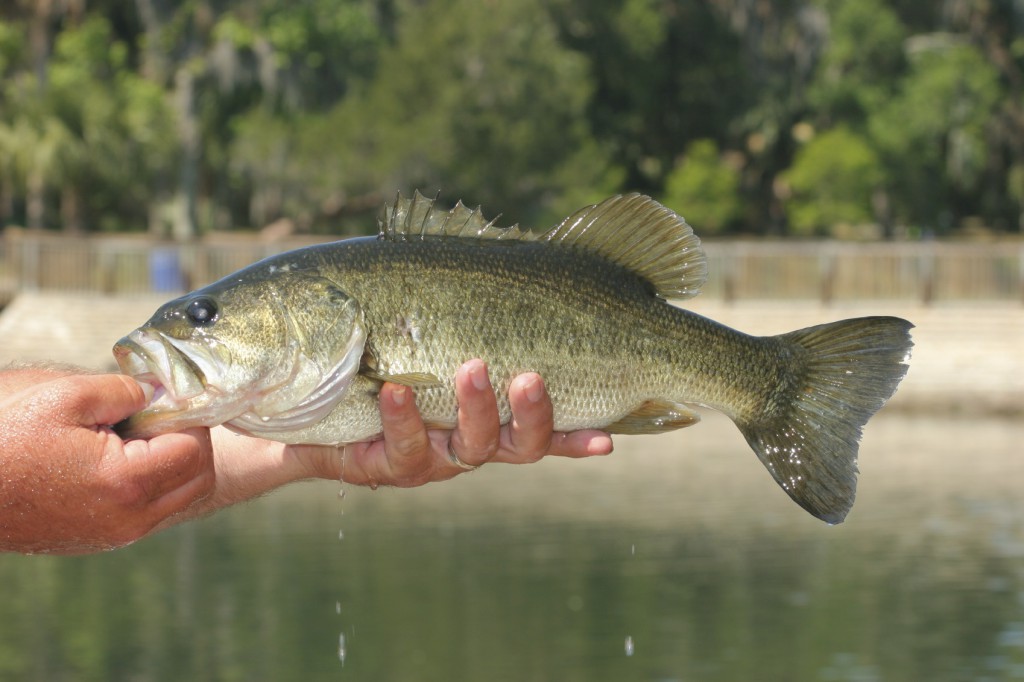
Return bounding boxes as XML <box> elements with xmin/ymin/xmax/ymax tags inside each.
<box><xmin>130</xmin><ymin>374</ymin><xmax>191</xmax><ymax>413</ymax></box>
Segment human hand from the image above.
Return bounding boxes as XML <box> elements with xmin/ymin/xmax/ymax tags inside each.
<box><xmin>0</xmin><ymin>361</ymin><xmax>610</xmax><ymax>551</ymax></box>
<box><xmin>0</xmin><ymin>371</ymin><xmax>214</xmax><ymax>554</ymax></box>
<box><xmin>293</xmin><ymin>359</ymin><xmax>614</xmax><ymax>487</ymax></box>
<box><xmin>169</xmin><ymin>360</ymin><xmax>611</xmax><ymax>528</ymax></box>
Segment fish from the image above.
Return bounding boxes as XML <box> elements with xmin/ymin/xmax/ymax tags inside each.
<box><xmin>113</xmin><ymin>192</ymin><xmax>913</xmax><ymax>523</ymax></box>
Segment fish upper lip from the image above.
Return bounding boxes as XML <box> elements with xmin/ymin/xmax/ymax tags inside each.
<box><xmin>114</xmin><ymin>330</ymin><xmax>206</xmax><ymax>409</ymax></box>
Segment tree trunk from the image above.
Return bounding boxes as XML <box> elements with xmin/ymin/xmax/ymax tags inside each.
<box><xmin>173</xmin><ymin>66</ymin><xmax>200</xmax><ymax>241</ymax></box>
<box><xmin>26</xmin><ymin>168</ymin><xmax>45</xmax><ymax>230</ymax></box>
<box><xmin>133</xmin><ymin>0</ymin><xmax>170</xmax><ymax>81</ymax></box>
<box><xmin>29</xmin><ymin>0</ymin><xmax>53</xmax><ymax>90</ymax></box>
<box><xmin>60</xmin><ymin>184</ymin><xmax>83</xmax><ymax>233</ymax></box>
<box><xmin>0</xmin><ymin>169</ymin><xmax>13</xmax><ymax>224</ymax></box>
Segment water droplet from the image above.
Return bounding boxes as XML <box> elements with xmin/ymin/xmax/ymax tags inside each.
<box><xmin>337</xmin><ymin>529</ymin><xmax>345</xmax><ymax>541</ymax></box>
<box><xmin>624</xmin><ymin>636</ymin><xmax>635</xmax><ymax>657</ymax></box>
<box><xmin>631</xmin><ymin>544</ymin><xmax>636</xmax><ymax>556</ymax></box>
<box><xmin>337</xmin><ymin>487</ymin><xmax>346</xmax><ymax>500</ymax></box>
<box><xmin>338</xmin><ymin>633</ymin><xmax>347</xmax><ymax>665</ymax></box>
<box><xmin>335</xmin><ymin>601</ymin><xmax>341</xmax><ymax>615</ymax></box>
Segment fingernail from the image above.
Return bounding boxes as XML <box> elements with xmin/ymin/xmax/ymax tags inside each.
<box><xmin>390</xmin><ymin>385</ymin><xmax>408</xmax><ymax>407</ymax></box>
<box><xmin>469</xmin><ymin>361</ymin><xmax>489</xmax><ymax>391</ymax></box>
<box><xmin>591</xmin><ymin>435</ymin><xmax>614</xmax><ymax>455</ymax></box>
<box><xmin>524</xmin><ymin>376</ymin><xmax>543</xmax><ymax>403</ymax></box>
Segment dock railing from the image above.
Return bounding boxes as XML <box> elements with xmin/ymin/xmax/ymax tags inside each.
<box><xmin>2</xmin><ymin>229</ymin><xmax>1023</xmax><ymax>305</ymax></box>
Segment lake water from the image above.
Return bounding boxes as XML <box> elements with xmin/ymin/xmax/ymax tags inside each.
<box><xmin>1</xmin><ymin>413</ymin><xmax>1022</xmax><ymax>681</ymax></box>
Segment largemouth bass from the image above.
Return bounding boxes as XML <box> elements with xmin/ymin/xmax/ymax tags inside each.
<box><xmin>114</xmin><ymin>192</ymin><xmax>912</xmax><ymax>523</ymax></box>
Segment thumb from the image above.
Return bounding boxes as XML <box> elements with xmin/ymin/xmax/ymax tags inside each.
<box><xmin>59</xmin><ymin>374</ymin><xmax>150</xmax><ymax>428</ymax></box>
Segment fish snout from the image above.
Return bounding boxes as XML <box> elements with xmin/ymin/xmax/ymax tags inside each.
<box><xmin>112</xmin><ymin>329</ymin><xmax>208</xmax><ymax>408</ymax></box>
<box><xmin>113</xmin><ymin>334</ymin><xmax>150</xmax><ymax>376</ymax></box>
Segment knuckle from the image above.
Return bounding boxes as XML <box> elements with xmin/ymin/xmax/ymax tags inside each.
<box><xmin>111</xmin><ymin>476</ymin><xmax>153</xmax><ymax>509</ymax></box>
<box><xmin>391</xmin><ymin>433</ymin><xmax>430</xmax><ymax>462</ymax></box>
<box><xmin>522</xmin><ymin>449</ymin><xmax>546</xmax><ymax>463</ymax></box>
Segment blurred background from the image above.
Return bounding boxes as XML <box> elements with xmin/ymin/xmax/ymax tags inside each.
<box><xmin>0</xmin><ymin>1</ymin><xmax>1023</xmax><ymax>681</ymax></box>
<box><xmin>0</xmin><ymin>0</ymin><xmax>1021</xmax><ymax>239</ymax></box>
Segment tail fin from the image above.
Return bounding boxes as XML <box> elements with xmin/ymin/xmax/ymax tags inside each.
<box><xmin>738</xmin><ymin>316</ymin><xmax>913</xmax><ymax>524</ymax></box>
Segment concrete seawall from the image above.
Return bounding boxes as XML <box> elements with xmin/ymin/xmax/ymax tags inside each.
<box><xmin>1</xmin><ymin>293</ymin><xmax>1021</xmax><ymax>415</ymax></box>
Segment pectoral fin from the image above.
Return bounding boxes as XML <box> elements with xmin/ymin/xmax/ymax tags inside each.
<box><xmin>361</xmin><ymin>368</ymin><xmax>444</xmax><ymax>388</ymax></box>
<box><xmin>422</xmin><ymin>419</ymin><xmax>457</xmax><ymax>430</ymax></box>
<box><xmin>606</xmin><ymin>400</ymin><xmax>700</xmax><ymax>435</ymax></box>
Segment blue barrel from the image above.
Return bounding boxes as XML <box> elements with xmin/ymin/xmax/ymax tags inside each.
<box><xmin>149</xmin><ymin>248</ymin><xmax>185</xmax><ymax>292</ymax></box>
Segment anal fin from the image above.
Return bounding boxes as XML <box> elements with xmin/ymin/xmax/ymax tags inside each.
<box><xmin>606</xmin><ymin>400</ymin><xmax>700</xmax><ymax>435</ymax></box>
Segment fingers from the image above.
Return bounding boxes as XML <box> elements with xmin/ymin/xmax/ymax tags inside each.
<box><xmin>448</xmin><ymin>359</ymin><xmax>501</xmax><ymax>469</ymax></box>
<box><xmin>121</xmin><ymin>425</ymin><xmax>214</xmax><ymax>499</ymax></box>
<box><xmin>500</xmin><ymin>372</ymin><xmax>553</xmax><ymax>462</ymax></box>
<box><xmin>61</xmin><ymin>374</ymin><xmax>149</xmax><ymax>427</ymax></box>
<box><xmin>448</xmin><ymin>362</ymin><xmax>612</xmax><ymax>465</ymax></box>
<box><xmin>341</xmin><ymin>382</ymin><xmax>436</xmax><ymax>487</ymax></box>
<box><xmin>379</xmin><ymin>383</ymin><xmax>431</xmax><ymax>461</ymax></box>
<box><xmin>340</xmin><ymin>360</ymin><xmax>613</xmax><ymax>489</ymax></box>
<box><xmin>545</xmin><ymin>429</ymin><xmax>615</xmax><ymax>458</ymax></box>
<box><xmin>494</xmin><ymin>372</ymin><xmax>614</xmax><ymax>462</ymax></box>
<box><xmin>118</xmin><ymin>427</ymin><xmax>215</xmax><ymax>516</ymax></box>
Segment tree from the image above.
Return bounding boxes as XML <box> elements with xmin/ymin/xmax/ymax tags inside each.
<box><xmin>0</xmin><ymin>0</ymin><xmax>1020</xmax><ymax>236</ymax></box>
<box><xmin>807</xmin><ymin>0</ymin><xmax>907</xmax><ymax>127</ymax></box>
<box><xmin>662</xmin><ymin>139</ymin><xmax>742</xmax><ymax>234</ymax></box>
<box><xmin>290</xmin><ymin>0</ymin><xmax>618</xmax><ymax>228</ymax></box>
<box><xmin>782</xmin><ymin>126</ymin><xmax>884</xmax><ymax>235</ymax></box>
<box><xmin>868</xmin><ymin>41</ymin><xmax>1001</xmax><ymax>230</ymax></box>
<box><xmin>45</xmin><ymin>16</ymin><xmax>176</xmax><ymax>232</ymax></box>
<box><xmin>551</xmin><ymin>0</ymin><xmax>747</xmax><ymax>194</ymax></box>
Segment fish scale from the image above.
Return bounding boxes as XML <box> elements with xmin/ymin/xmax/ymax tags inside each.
<box><xmin>114</xmin><ymin>192</ymin><xmax>912</xmax><ymax>523</ymax></box>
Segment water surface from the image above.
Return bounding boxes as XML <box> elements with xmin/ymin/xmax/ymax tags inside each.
<box><xmin>1</xmin><ymin>414</ymin><xmax>1021</xmax><ymax>681</ymax></box>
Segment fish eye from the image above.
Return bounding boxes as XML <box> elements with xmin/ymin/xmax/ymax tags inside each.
<box><xmin>185</xmin><ymin>297</ymin><xmax>219</xmax><ymax>327</ymax></box>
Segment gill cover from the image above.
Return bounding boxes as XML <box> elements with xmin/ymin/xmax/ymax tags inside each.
<box><xmin>224</xmin><ymin>275</ymin><xmax>367</xmax><ymax>437</ymax></box>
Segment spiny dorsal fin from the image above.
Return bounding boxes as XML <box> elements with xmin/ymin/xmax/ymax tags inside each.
<box><xmin>379</xmin><ymin>190</ymin><xmax>534</xmax><ymax>241</ymax></box>
<box><xmin>378</xmin><ymin>191</ymin><xmax>707</xmax><ymax>299</ymax></box>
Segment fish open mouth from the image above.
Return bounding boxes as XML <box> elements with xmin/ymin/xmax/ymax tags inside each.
<box><xmin>113</xmin><ymin>330</ymin><xmax>208</xmax><ymax>412</ymax></box>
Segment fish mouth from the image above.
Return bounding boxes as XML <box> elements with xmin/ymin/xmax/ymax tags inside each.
<box><xmin>114</xmin><ymin>330</ymin><xmax>208</xmax><ymax>412</ymax></box>
<box><xmin>113</xmin><ymin>330</ymin><xmax>226</xmax><ymax>438</ymax></box>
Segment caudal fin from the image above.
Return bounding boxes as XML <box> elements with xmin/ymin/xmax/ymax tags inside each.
<box><xmin>738</xmin><ymin>316</ymin><xmax>913</xmax><ymax>524</ymax></box>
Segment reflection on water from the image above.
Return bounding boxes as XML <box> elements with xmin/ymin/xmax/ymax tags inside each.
<box><xmin>1</xmin><ymin>414</ymin><xmax>1022</xmax><ymax>681</ymax></box>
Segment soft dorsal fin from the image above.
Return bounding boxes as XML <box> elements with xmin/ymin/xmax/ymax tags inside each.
<box><xmin>378</xmin><ymin>191</ymin><xmax>707</xmax><ymax>299</ymax></box>
<box><xmin>540</xmin><ymin>194</ymin><xmax>707</xmax><ymax>299</ymax></box>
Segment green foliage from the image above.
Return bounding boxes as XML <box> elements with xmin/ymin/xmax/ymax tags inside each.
<box><xmin>0</xmin><ymin>0</ymin><xmax>1019</xmax><ymax>235</ymax></box>
<box><xmin>868</xmin><ymin>42</ymin><xmax>1002</xmax><ymax>228</ymax></box>
<box><xmin>233</xmin><ymin>0</ymin><xmax>619</xmax><ymax>229</ymax></box>
<box><xmin>46</xmin><ymin>17</ymin><xmax>176</xmax><ymax>230</ymax></box>
<box><xmin>662</xmin><ymin>140</ymin><xmax>742</xmax><ymax>234</ymax></box>
<box><xmin>0</xmin><ymin>20</ymin><xmax>25</xmax><ymax>75</ymax></box>
<box><xmin>783</xmin><ymin>127</ymin><xmax>884</xmax><ymax>234</ymax></box>
<box><xmin>808</xmin><ymin>0</ymin><xmax>907</xmax><ymax>125</ymax></box>
<box><xmin>551</xmin><ymin>0</ymin><xmax>746</xmax><ymax>192</ymax></box>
